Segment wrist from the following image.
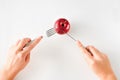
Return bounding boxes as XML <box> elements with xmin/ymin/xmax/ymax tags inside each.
<box><xmin>100</xmin><ymin>72</ymin><xmax>117</xmax><ymax>80</ymax></box>
<box><xmin>0</xmin><ymin>67</ymin><xmax>17</xmax><ymax>80</ymax></box>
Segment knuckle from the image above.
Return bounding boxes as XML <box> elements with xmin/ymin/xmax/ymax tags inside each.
<box><xmin>28</xmin><ymin>45</ymin><xmax>33</xmax><ymax>49</ymax></box>
<box><xmin>103</xmin><ymin>53</ymin><xmax>108</xmax><ymax>58</ymax></box>
<box><xmin>14</xmin><ymin>50</ymin><xmax>18</xmax><ymax>54</ymax></box>
<box><xmin>89</xmin><ymin>45</ymin><xmax>94</xmax><ymax>48</ymax></box>
<box><xmin>22</xmin><ymin>38</ymin><xmax>26</xmax><ymax>41</ymax></box>
<box><xmin>25</xmin><ymin>38</ymin><xmax>31</xmax><ymax>41</ymax></box>
<box><xmin>17</xmin><ymin>53</ymin><xmax>24</xmax><ymax>58</ymax></box>
<box><xmin>87</xmin><ymin>45</ymin><xmax>94</xmax><ymax>49</ymax></box>
<box><xmin>91</xmin><ymin>60</ymin><xmax>97</xmax><ymax>65</ymax></box>
<box><xmin>86</xmin><ymin>46</ymin><xmax>89</xmax><ymax>48</ymax></box>
<box><xmin>88</xmin><ymin>45</ymin><xmax>92</xmax><ymax>47</ymax></box>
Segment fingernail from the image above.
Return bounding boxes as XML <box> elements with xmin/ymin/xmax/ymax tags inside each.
<box><xmin>37</xmin><ymin>36</ymin><xmax>43</xmax><ymax>39</ymax></box>
<box><xmin>41</xmin><ymin>36</ymin><xmax>43</xmax><ymax>38</ymax></box>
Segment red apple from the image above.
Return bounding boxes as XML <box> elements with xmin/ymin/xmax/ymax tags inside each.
<box><xmin>54</xmin><ymin>18</ymin><xmax>70</xmax><ymax>34</ymax></box>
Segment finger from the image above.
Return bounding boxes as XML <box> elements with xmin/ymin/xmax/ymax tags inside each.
<box><xmin>76</xmin><ymin>40</ymin><xmax>93</xmax><ymax>59</ymax></box>
<box><xmin>86</xmin><ymin>46</ymin><xmax>102</xmax><ymax>58</ymax></box>
<box><xmin>16</xmin><ymin>38</ymin><xmax>31</xmax><ymax>51</ymax></box>
<box><xmin>15</xmin><ymin>39</ymin><xmax>21</xmax><ymax>46</ymax></box>
<box><xmin>11</xmin><ymin>40</ymin><xmax>21</xmax><ymax>48</ymax></box>
<box><xmin>23</xmin><ymin>36</ymin><xmax>43</xmax><ymax>53</ymax></box>
<box><xmin>86</xmin><ymin>47</ymin><xmax>93</xmax><ymax>56</ymax></box>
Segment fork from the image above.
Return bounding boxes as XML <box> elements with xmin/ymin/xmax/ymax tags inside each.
<box><xmin>46</xmin><ymin>28</ymin><xmax>76</xmax><ymax>41</ymax></box>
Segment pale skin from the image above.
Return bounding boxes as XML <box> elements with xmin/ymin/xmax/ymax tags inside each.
<box><xmin>0</xmin><ymin>36</ymin><xmax>117</xmax><ymax>80</ymax></box>
<box><xmin>0</xmin><ymin>36</ymin><xmax>43</xmax><ymax>80</ymax></box>
<box><xmin>77</xmin><ymin>41</ymin><xmax>117</xmax><ymax>80</ymax></box>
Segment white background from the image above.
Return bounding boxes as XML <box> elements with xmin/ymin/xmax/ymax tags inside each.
<box><xmin>0</xmin><ymin>0</ymin><xmax>120</xmax><ymax>80</ymax></box>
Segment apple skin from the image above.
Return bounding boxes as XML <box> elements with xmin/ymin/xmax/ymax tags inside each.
<box><xmin>54</xmin><ymin>18</ymin><xmax>70</xmax><ymax>34</ymax></box>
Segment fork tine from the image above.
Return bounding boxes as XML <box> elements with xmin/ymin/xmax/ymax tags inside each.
<box><xmin>46</xmin><ymin>28</ymin><xmax>56</xmax><ymax>37</ymax></box>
